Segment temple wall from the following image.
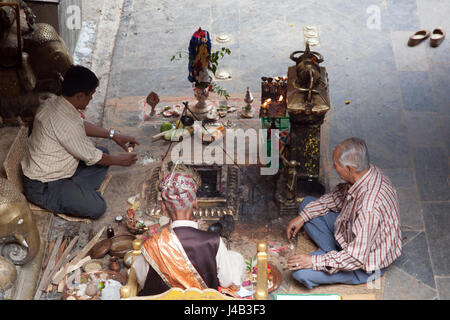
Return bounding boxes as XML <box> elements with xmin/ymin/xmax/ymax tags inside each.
<box><xmin>24</xmin><ymin>0</ymin><xmax>82</xmax><ymax>55</ymax></box>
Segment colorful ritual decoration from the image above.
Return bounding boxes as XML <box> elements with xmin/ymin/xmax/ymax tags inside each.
<box><xmin>188</xmin><ymin>27</ymin><xmax>212</xmax><ymax>87</ymax></box>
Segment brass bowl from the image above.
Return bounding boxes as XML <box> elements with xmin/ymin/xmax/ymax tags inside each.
<box><xmin>109</xmin><ymin>235</ymin><xmax>135</xmax><ymax>258</ymax></box>
<box><xmin>88</xmin><ymin>238</ymin><xmax>112</xmax><ymax>259</ymax></box>
<box><xmin>82</xmin><ymin>259</ymin><xmax>105</xmax><ymax>273</ymax></box>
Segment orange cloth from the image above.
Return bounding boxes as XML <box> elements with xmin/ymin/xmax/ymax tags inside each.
<box><xmin>141</xmin><ymin>225</ymin><xmax>207</xmax><ymax>290</ymax></box>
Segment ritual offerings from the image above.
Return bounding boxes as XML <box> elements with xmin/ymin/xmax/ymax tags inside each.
<box><xmin>185</xmin><ymin>27</ymin><xmax>231</xmax><ymax>121</ymax></box>
<box><xmin>243</xmin><ymin>257</ymin><xmax>281</xmax><ymax>294</ymax></box>
<box><xmin>62</xmin><ymin>270</ymin><xmax>127</xmax><ymax>300</ymax></box>
<box><xmin>241</xmin><ymin>87</ymin><xmax>254</xmax><ymax>119</ymax></box>
<box><xmin>187</xmin><ymin>27</ymin><xmax>213</xmax><ymax>120</ymax></box>
<box><xmin>260</xmin><ymin>76</ymin><xmax>288</xmax><ymax>118</ymax></box>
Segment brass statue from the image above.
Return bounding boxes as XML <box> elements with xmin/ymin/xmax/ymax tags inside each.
<box><xmin>0</xmin><ymin>177</ymin><xmax>40</xmax><ymax>265</ymax></box>
<box><xmin>280</xmin><ymin>155</ymin><xmax>301</xmax><ymax>202</ymax></box>
<box><xmin>276</xmin><ymin>43</ymin><xmax>330</xmax><ymax>215</ymax></box>
<box><xmin>288</xmin><ymin>42</ymin><xmax>329</xmax><ymax>115</ymax></box>
<box><xmin>0</xmin><ymin>256</ymin><xmax>17</xmax><ymax>298</ymax></box>
<box><xmin>0</xmin><ymin>0</ymin><xmax>73</xmax><ymax>125</ymax></box>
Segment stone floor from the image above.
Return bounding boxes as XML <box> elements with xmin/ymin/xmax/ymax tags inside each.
<box><xmin>0</xmin><ymin>0</ymin><xmax>449</xmax><ymax>300</ymax></box>
<box><xmin>97</xmin><ymin>0</ymin><xmax>449</xmax><ymax>300</ymax></box>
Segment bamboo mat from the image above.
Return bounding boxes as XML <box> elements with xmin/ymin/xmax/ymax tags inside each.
<box><xmin>287</xmin><ymin>232</ymin><xmax>385</xmax><ymax>300</ymax></box>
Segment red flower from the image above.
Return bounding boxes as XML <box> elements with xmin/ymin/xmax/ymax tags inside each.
<box><xmin>193</xmin><ymin>27</ymin><xmax>206</xmax><ymax>38</ymax></box>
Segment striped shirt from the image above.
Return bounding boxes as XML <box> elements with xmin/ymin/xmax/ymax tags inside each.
<box><xmin>21</xmin><ymin>94</ymin><xmax>103</xmax><ymax>183</ymax></box>
<box><xmin>300</xmin><ymin>165</ymin><xmax>402</xmax><ymax>274</ymax></box>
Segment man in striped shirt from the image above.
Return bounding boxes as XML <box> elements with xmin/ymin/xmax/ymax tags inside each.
<box><xmin>285</xmin><ymin>137</ymin><xmax>402</xmax><ymax>288</ymax></box>
<box><xmin>22</xmin><ymin>65</ymin><xmax>139</xmax><ymax>219</ymax></box>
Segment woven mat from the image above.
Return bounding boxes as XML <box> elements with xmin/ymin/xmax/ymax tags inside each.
<box><xmin>287</xmin><ymin>232</ymin><xmax>385</xmax><ymax>300</ymax></box>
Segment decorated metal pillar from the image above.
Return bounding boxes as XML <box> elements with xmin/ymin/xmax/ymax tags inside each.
<box><xmin>277</xmin><ymin>43</ymin><xmax>331</xmax><ymax>214</ymax></box>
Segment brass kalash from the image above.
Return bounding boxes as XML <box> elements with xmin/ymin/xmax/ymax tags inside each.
<box><xmin>274</xmin><ymin>43</ymin><xmax>331</xmax><ymax>214</ymax></box>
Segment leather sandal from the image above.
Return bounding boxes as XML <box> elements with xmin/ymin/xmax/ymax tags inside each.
<box><xmin>430</xmin><ymin>28</ymin><xmax>446</xmax><ymax>47</ymax></box>
<box><xmin>407</xmin><ymin>30</ymin><xmax>430</xmax><ymax>46</ymax></box>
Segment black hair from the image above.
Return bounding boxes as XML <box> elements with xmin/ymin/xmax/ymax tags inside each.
<box><xmin>61</xmin><ymin>65</ymin><xmax>99</xmax><ymax>97</ymax></box>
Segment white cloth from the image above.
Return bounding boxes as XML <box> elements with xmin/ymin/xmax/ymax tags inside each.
<box><xmin>132</xmin><ymin>220</ymin><xmax>245</xmax><ymax>291</ymax></box>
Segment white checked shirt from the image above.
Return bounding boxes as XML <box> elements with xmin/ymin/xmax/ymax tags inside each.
<box><xmin>21</xmin><ymin>94</ymin><xmax>103</xmax><ymax>183</ymax></box>
<box><xmin>300</xmin><ymin>166</ymin><xmax>402</xmax><ymax>274</ymax></box>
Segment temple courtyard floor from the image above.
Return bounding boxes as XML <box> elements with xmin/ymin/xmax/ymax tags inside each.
<box><xmin>0</xmin><ymin>0</ymin><xmax>449</xmax><ymax>300</ymax></box>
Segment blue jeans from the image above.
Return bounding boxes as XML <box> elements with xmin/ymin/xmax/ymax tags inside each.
<box><xmin>292</xmin><ymin>196</ymin><xmax>385</xmax><ymax>289</ymax></box>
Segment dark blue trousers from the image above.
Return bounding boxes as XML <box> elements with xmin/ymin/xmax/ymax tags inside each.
<box><xmin>292</xmin><ymin>196</ymin><xmax>385</xmax><ymax>289</ymax></box>
<box><xmin>23</xmin><ymin>147</ymin><xmax>109</xmax><ymax>219</ymax></box>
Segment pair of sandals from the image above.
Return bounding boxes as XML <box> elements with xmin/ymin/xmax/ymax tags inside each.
<box><xmin>408</xmin><ymin>28</ymin><xmax>446</xmax><ymax>47</ymax></box>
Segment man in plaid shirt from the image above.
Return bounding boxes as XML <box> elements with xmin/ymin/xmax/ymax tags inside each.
<box><xmin>286</xmin><ymin>137</ymin><xmax>402</xmax><ymax>288</ymax></box>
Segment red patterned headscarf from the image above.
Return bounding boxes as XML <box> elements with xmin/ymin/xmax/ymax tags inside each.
<box><xmin>159</xmin><ymin>172</ymin><xmax>197</xmax><ymax>212</ymax></box>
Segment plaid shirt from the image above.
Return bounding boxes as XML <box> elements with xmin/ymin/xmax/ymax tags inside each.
<box><xmin>300</xmin><ymin>166</ymin><xmax>402</xmax><ymax>274</ymax></box>
<box><xmin>22</xmin><ymin>95</ymin><xmax>103</xmax><ymax>183</ymax></box>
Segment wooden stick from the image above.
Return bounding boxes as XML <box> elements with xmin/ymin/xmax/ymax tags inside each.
<box><xmin>47</xmin><ymin>236</ymin><xmax>79</xmax><ymax>287</ymax></box>
<box><xmin>57</xmin><ymin>276</ymin><xmax>66</xmax><ymax>293</ymax></box>
<box><xmin>66</xmin><ymin>256</ymin><xmax>91</xmax><ymax>274</ymax></box>
<box><xmin>56</xmin><ymin>256</ymin><xmax>92</xmax><ymax>293</ymax></box>
<box><xmin>152</xmin><ymin>131</ymin><xmax>167</xmax><ymax>140</ymax></box>
<box><xmin>53</xmin><ymin>238</ymin><xmax>68</xmax><ymax>269</ymax></box>
<box><xmin>34</xmin><ymin>234</ymin><xmax>63</xmax><ymax>300</ymax></box>
<box><xmin>98</xmin><ymin>173</ymin><xmax>112</xmax><ymax>196</ymax></box>
<box><xmin>51</xmin><ymin>253</ymin><xmax>77</xmax><ymax>286</ymax></box>
<box><xmin>51</xmin><ymin>227</ymin><xmax>105</xmax><ymax>285</ymax></box>
<box><xmin>70</xmin><ymin>226</ymin><xmax>105</xmax><ymax>266</ymax></box>
<box><xmin>42</xmin><ymin>238</ymin><xmax>55</xmax><ymax>271</ymax></box>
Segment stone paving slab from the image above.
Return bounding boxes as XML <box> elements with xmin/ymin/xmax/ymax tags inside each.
<box><xmin>421</xmin><ymin>202</ymin><xmax>450</xmax><ymax>277</ymax></box>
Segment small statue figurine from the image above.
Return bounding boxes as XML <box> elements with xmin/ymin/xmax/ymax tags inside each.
<box><xmin>281</xmin><ymin>155</ymin><xmax>301</xmax><ymax>202</ymax></box>
<box><xmin>241</xmin><ymin>87</ymin><xmax>254</xmax><ymax>118</ymax></box>
<box><xmin>187</xmin><ymin>28</ymin><xmax>213</xmax><ymax>120</ymax></box>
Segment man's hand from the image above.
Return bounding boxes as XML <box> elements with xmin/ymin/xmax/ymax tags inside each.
<box><xmin>286</xmin><ymin>215</ymin><xmax>305</xmax><ymax>240</ymax></box>
<box><xmin>116</xmin><ymin>153</ymin><xmax>138</xmax><ymax>166</ymax></box>
<box><xmin>287</xmin><ymin>254</ymin><xmax>313</xmax><ymax>270</ymax></box>
<box><xmin>113</xmin><ymin>134</ymin><xmax>139</xmax><ymax>152</ymax></box>
<box><xmin>97</xmin><ymin>152</ymin><xmax>138</xmax><ymax>167</ymax></box>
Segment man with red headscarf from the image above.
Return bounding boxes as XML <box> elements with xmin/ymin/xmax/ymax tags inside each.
<box><xmin>131</xmin><ymin>172</ymin><xmax>245</xmax><ymax>296</ymax></box>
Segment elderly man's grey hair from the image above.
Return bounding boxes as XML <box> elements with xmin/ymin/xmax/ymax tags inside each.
<box><xmin>336</xmin><ymin>138</ymin><xmax>370</xmax><ymax>173</ymax></box>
